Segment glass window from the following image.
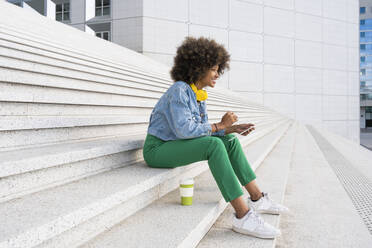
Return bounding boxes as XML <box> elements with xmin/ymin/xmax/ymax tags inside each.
<box><xmin>95</xmin><ymin>0</ymin><xmax>110</xmax><ymax>16</ymax></box>
<box><xmin>56</xmin><ymin>2</ymin><xmax>70</xmax><ymax>21</ymax></box>
<box><xmin>361</xmin><ymin>7</ymin><xmax>366</xmax><ymax>14</ymax></box>
<box><xmin>361</xmin><ymin>44</ymin><xmax>366</xmax><ymax>50</ymax></box>
<box><xmin>361</xmin><ymin>69</ymin><xmax>366</xmax><ymax>75</ymax></box>
<box><xmin>361</xmin><ymin>32</ymin><xmax>366</xmax><ymax>38</ymax></box>
<box><xmin>361</xmin><ymin>20</ymin><xmax>365</xmax><ymax>25</ymax></box>
<box><xmin>95</xmin><ymin>31</ymin><xmax>110</xmax><ymax>41</ymax></box>
<box><xmin>361</xmin><ymin>56</ymin><xmax>366</xmax><ymax>62</ymax></box>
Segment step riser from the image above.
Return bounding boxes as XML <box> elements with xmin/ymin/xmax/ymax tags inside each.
<box><xmin>0</xmin><ymin>149</ymin><xmax>144</xmax><ymax>203</ymax></box>
<box><xmin>0</xmin><ymin>124</ymin><xmax>148</xmax><ymax>150</ymax></box>
<box><xmin>0</xmin><ymin>102</ymin><xmax>153</xmax><ymax>117</ymax></box>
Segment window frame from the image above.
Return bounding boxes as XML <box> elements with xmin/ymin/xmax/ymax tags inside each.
<box><xmin>56</xmin><ymin>2</ymin><xmax>70</xmax><ymax>22</ymax></box>
<box><xmin>95</xmin><ymin>31</ymin><xmax>111</xmax><ymax>41</ymax></box>
<box><xmin>95</xmin><ymin>0</ymin><xmax>110</xmax><ymax>17</ymax></box>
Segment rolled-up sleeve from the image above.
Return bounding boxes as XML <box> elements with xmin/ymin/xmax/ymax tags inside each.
<box><xmin>167</xmin><ymin>88</ymin><xmax>212</xmax><ymax>139</ymax></box>
<box><xmin>212</xmin><ymin>129</ymin><xmax>226</xmax><ymax>136</ymax></box>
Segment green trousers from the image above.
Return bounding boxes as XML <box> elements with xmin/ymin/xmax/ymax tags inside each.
<box><xmin>142</xmin><ymin>133</ymin><xmax>256</xmax><ymax>202</ymax></box>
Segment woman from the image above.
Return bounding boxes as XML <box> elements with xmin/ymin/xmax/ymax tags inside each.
<box><xmin>143</xmin><ymin>37</ymin><xmax>288</xmax><ymax>239</ymax></box>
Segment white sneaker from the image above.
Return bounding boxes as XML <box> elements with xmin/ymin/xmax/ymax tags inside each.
<box><xmin>248</xmin><ymin>192</ymin><xmax>289</xmax><ymax>215</ymax></box>
<box><xmin>232</xmin><ymin>209</ymin><xmax>281</xmax><ymax>239</ymax></box>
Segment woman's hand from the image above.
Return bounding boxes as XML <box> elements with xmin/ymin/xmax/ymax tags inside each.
<box><xmin>225</xmin><ymin>123</ymin><xmax>255</xmax><ymax>135</ymax></box>
<box><xmin>219</xmin><ymin>111</ymin><xmax>238</xmax><ymax>129</ymax></box>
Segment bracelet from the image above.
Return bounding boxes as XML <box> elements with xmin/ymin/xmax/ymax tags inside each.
<box><xmin>214</xmin><ymin>123</ymin><xmax>219</xmax><ymax>132</ymax></box>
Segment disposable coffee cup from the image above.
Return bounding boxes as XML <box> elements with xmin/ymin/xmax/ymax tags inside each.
<box><xmin>180</xmin><ymin>178</ymin><xmax>194</xmax><ymax>206</ymax></box>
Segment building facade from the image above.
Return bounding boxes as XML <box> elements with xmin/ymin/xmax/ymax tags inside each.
<box><xmin>360</xmin><ymin>0</ymin><xmax>372</xmax><ymax>128</ymax></box>
<box><xmin>7</xmin><ymin>0</ymin><xmax>361</xmax><ymax>143</ymax></box>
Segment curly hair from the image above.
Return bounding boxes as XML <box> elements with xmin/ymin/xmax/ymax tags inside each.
<box><xmin>170</xmin><ymin>37</ymin><xmax>230</xmax><ymax>84</ymax></box>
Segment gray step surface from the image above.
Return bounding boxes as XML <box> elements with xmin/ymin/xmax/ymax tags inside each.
<box><xmin>78</xmin><ymin>122</ymin><xmax>292</xmax><ymax>248</ymax></box>
<box><xmin>197</xmin><ymin>122</ymin><xmax>297</xmax><ymax>248</ymax></box>
<box><xmin>275</xmin><ymin>125</ymin><xmax>372</xmax><ymax>248</ymax></box>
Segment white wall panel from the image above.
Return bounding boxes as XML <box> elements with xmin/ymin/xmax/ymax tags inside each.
<box><xmin>229</xmin><ymin>61</ymin><xmax>263</xmax><ymax>91</ymax></box>
<box><xmin>323</xmin><ymin>45</ymin><xmax>348</xmax><ymax>70</ymax></box>
<box><xmin>264</xmin><ymin>7</ymin><xmax>295</xmax><ymax>38</ymax></box>
<box><xmin>189</xmin><ymin>25</ymin><xmax>229</xmax><ymax>49</ymax></box>
<box><xmin>323</xmin><ymin>96</ymin><xmax>348</xmax><ymax>120</ymax></box>
<box><xmin>113</xmin><ymin>0</ymin><xmax>142</xmax><ymax>19</ymax></box>
<box><xmin>347</xmin><ymin>120</ymin><xmax>360</xmax><ymax>143</ymax></box>
<box><xmin>264</xmin><ymin>93</ymin><xmax>295</xmax><ymax>118</ymax></box>
<box><xmin>323</xmin><ymin>0</ymin><xmax>347</xmax><ymax>21</ymax></box>
<box><xmin>323</xmin><ymin>70</ymin><xmax>348</xmax><ymax>95</ymax></box>
<box><xmin>264</xmin><ymin>65</ymin><xmax>294</xmax><ymax>93</ymax></box>
<box><xmin>264</xmin><ymin>36</ymin><xmax>294</xmax><ymax>65</ymax></box>
<box><xmin>230</xmin><ymin>0</ymin><xmax>263</xmax><ymax>33</ymax></box>
<box><xmin>264</xmin><ymin>0</ymin><xmax>294</xmax><ymax>10</ymax></box>
<box><xmin>229</xmin><ymin>31</ymin><xmax>263</xmax><ymax>62</ymax></box>
<box><xmin>190</xmin><ymin>0</ymin><xmax>228</xmax><ymax>28</ymax></box>
<box><xmin>348</xmin><ymin>72</ymin><xmax>359</xmax><ymax>96</ymax></box>
<box><xmin>347</xmin><ymin>23</ymin><xmax>359</xmax><ymax>48</ymax></box>
<box><xmin>295</xmin><ymin>13</ymin><xmax>322</xmax><ymax>42</ymax></box>
<box><xmin>348</xmin><ymin>96</ymin><xmax>360</xmax><ymax>120</ymax></box>
<box><xmin>348</xmin><ymin>47</ymin><xmax>360</xmax><ymax>72</ymax></box>
<box><xmin>295</xmin><ymin>0</ymin><xmax>322</xmax><ymax>16</ymax></box>
<box><xmin>346</xmin><ymin>0</ymin><xmax>359</xmax><ymax>24</ymax></box>
<box><xmin>295</xmin><ymin>67</ymin><xmax>322</xmax><ymax>94</ymax></box>
<box><xmin>113</xmin><ymin>18</ymin><xmax>143</xmax><ymax>52</ymax></box>
<box><xmin>215</xmin><ymin>71</ymin><xmax>229</xmax><ymax>89</ymax></box>
<box><xmin>143</xmin><ymin>0</ymin><xmax>188</xmax><ymax>22</ymax></box>
<box><xmin>295</xmin><ymin>40</ymin><xmax>322</xmax><ymax>68</ymax></box>
<box><xmin>70</xmin><ymin>0</ymin><xmax>85</xmax><ymax>24</ymax></box>
<box><xmin>295</xmin><ymin>94</ymin><xmax>322</xmax><ymax>123</ymax></box>
<box><xmin>323</xmin><ymin>19</ymin><xmax>347</xmax><ymax>46</ymax></box>
<box><xmin>142</xmin><ymin>17</ymin><xmax>188</xmax><ymax>54</ymax></box>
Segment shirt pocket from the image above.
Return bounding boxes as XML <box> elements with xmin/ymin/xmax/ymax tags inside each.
<box><xmin>191</xmin><ymin>112</ymin><xmax>201</xmax><ymax>123</ymax></box>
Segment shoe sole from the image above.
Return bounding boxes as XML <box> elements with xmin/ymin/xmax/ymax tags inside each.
<box><xmin>256</xmin><ymin>209</ymin><xmax>289</xmax><ymax>215</ymax></box>
<box><xmin>232</xmin><ymin>227</ymin><xmax>280</xmax><ymax>239</ymax></box>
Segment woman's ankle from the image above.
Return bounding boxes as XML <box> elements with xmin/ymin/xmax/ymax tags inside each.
<box><xmin>236</xmin><ymin>209</ymin><xmax>250</xmax><ymax>219</ymax></box>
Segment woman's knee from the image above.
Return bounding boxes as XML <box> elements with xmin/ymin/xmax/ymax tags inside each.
<box><xmin>207</xmin><ymin>136</ymin><xmax>226</xmax><ymax>151</ymax></box>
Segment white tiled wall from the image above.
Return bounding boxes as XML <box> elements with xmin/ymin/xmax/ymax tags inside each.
<box><xmin>230</xmin><ymin>1</ymin><xmax>263</xmax><ymax>33</ymax></box>
<box><xmin>138</xmin><ymin>0</ymin><xmax>360</xmax><ymax>142</ymax></box>
<box><xmin>264</xmin><ymin>7</ymin><xmax>295</xmax><ymax>38</ymax></box>
<box><xmin>295</xmin><ymin>14</ymin><xmax>322</xmax><ymax>42</ymax></box>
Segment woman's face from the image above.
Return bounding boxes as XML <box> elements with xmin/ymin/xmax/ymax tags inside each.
<box><xmin>196</xmin><ymin>65</ymin><xmax>220</xmax><ymax>89</ymax></box>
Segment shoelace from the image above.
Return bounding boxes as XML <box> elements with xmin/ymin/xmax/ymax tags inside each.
<box><xmin>250</xmin><ymin>211</ymin><xmax>264</xmax><ymax>226</ymax></box>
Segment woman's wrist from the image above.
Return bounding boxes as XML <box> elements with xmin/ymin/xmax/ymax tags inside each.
<box><xmin>216</xmin><ymin>122</ymin><xmax>226</xmax><ymax>131</ymax></box>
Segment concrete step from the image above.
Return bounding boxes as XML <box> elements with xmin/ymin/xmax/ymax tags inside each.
<box><xmin>0</xmin><ymin>160</ymin><xmax>208</xmax><ymax>248</ymax></box>
<box><xmin>275</xmin><ymin>124</ymin><xmax>372</xmax><ymax>247</ymax></box>
<box><xmin>77</xmin><ymin>122</ymin><xmax>292</xmax><ymax>248</ymax></box>
<box><xmin>0</xmin><ymin>134</ymin><xmax>145</xmax><ymax>202</ymax></box>
<box><xmin>197</xmin><ymin>122</ymin><xmax>297</xmax><ymax>248</ymax></box>
<box><xmin>0</xmin><ymin>117</ymin><xmax>286</xmax><ymax>203</ymax></box>
<box><xmin>0</xmin><ymin>121</ymin><xmax>291</xmax><ymax>248</ymax></box>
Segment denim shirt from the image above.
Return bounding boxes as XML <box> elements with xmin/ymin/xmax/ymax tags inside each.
<box><xmin>147</xmin><ymin>81</ymin><xmax>226</xmax><ymax>141</ymax></box>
